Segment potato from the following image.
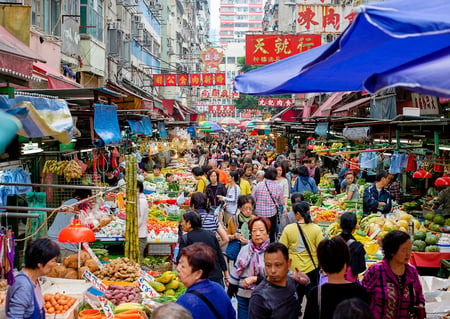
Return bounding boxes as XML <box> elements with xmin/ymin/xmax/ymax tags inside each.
<box><xmin>84</xmin><ymin>259</ymin><xmax>99</xmax><ymax>272</ymax></box>
<box><xmin>64</xmin><ymin>254</ymin><xmax>79</xmax><ymax>269</ymax></box>
<box><xmin>64</xmin><ymin>269</ymin><xmax>77</xmax><ymax>279</ymax></box>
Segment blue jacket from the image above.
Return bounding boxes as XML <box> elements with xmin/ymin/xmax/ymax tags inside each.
<box><xmin>177</xmin><ymin>280</ymin><xmax>236</xmax><ymax>319</ymax></box>
<box><xmin>363</xmin><ymin>184</ymin><xmax>391</xmax><ymax>215</ymax></box>
<box><xmin>293</xmin><ymin>176</ymin><xmax>318</xmax><ymax>194</ymax></box>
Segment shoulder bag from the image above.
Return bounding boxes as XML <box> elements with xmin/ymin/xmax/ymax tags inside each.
<box><xmin>188</xmin><ymin>290</ymin><xmax>221</xmax><ymax>319</ymax></box>
<box><xmin>225</xmin><ymin>212</ymin><xmax>241</xmax><ymax>260</ymax></box>
<box><xmin>408</xmin><ymin>283</ymin><xmax>426</xmax><ymax>319</ymax></box>
<box><xmin>296</xmin><ymin>223</ymin><xmax>320</xmax><ymax>288</ymax></box>
<box><xmin>264</xmin><ymin>181</ymin><xmax>280</xmax><ymax>221</ymax></box>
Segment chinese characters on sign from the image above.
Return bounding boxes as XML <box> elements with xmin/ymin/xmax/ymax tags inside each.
<box><xmin>410</xmin><ymin>93</ymin><xmax>440</xmax><ymax>116</ymax></box>
<box><xmin>246</xmin><ymin>34</ymin><xmax>321</xmax><ymax>65</ymax></box>
<box><xmin>258</xmin><ymin>98</ymin><xmax>294</xmax><ymax>107</ymax></box>
<box><xmin>208</xmin><ymin>105</ymin><xmax>235</xmax><ymax>117</ymax></box>
<box><xmin>296</xmin><ymin>5</ymin><xmax>355</xmax><ymax>33</ymax></box>
<box><xmin>201</xmin><ymin>47</ymin><xmax>224</xmax><ymax>73</ymax></box>
<box><xmin>201</xmin><ymin>89</ymin><xmax>240</xmax><ymax>99</ymax></box>
<box><xmin>153</xmin><ymin>73</ymin><xmax>226</xmax><ymax>86</ymax></box>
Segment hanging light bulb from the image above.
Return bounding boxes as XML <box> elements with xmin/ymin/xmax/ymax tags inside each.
<box><xmin>413</xmin><ymin>167</ymin><xmax>431</xmax><ymax>179</ymax></box>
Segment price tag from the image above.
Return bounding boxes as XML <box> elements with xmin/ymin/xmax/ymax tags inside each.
<box><xmin>82</xmin><ymin>242</ymin><xmax>103</xmax><ymax>269</ymax></box>
<box><xmin>82</xmin><ymin>269</ymin><xmax>107</xmax><ymax>292</ymax></box>
<box><xmin>98</xmin><ymin>296</ymin><xmax>115</xmax><ymax>319</ymax></box>
<box><xmin>139</xmin><ymin>269</ymin><xmax>155</xmax><ymax>282</ymax></box>
<box><xmin>137</xmin><ymin>277</ymin><xmax>159</xmax><ymax>298</ymax></box>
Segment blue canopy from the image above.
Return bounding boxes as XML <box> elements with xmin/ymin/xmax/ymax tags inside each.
<box><xmin>127</xmin><ymin>117</ymin><xmax>153</xmax><ymax>136</ymax></box>
<box><xmin>234</xmin><ymin>0</ymin><xmax>450</xmax><ymax>97</ymax></box>
<box><xmin>94</xmin><ymin>104</ymin><xmax>121</xmax><ymax>146</ymax></box>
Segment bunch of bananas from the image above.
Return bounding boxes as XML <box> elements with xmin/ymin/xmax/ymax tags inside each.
<box><xmin>64</xmin><ymin>160</ymin><xmax>82</xmax><ymax>182</ymax></box>
<box><xmin>43</xmin><ymin>160</ymin><xmax>70</xmax><ymax>176</ymax></box>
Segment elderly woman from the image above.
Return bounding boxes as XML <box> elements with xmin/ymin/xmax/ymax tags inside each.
<box><xmin>176</xmin><ymin>242</ymin><xmax>236</xmax><ymax>319</ymax></box>
<box><xmin>361</xmin><ymin>230</ymin><xmax>425</xmax><ymax>319</ymax></box>
<box><xmin>6</xmin><ymin>238</ymin><xmax>60</xmax><ymax>319</ymax></box>
<box><xmin>227</xmin><ymin>217</ymin><xmax>271</xmax><ymax>319</ymax></box>
<box><xmin>177</xmin><ymin>210</ymin><xmax>229</xmax><ymax>286</ymax></box>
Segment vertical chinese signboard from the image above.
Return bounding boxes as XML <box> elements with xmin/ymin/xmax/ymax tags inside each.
<box><xmin>296</xmin><ymin>5</ymin><xmax>355</xmax><ymax>33</ymax></box>
<box><xmin>246</xmin><ymin>34</ymin><xmax>321</xmax><ymax>65</ymax></box>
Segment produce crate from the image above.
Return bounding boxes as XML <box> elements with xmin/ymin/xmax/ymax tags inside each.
<box><xmin>49</xmin><ymin>298</ymin><xmax>80</xmax><ymax>319</ymax></box>
<box><xmin>147</xmin><ymin>244</ymin><xmax>172</xmax><ymax>256</ymax></box>
<box><xmin>151</xmin><ymin>262</ymin><xmax>173</xmax><ymax>273</ymax></box>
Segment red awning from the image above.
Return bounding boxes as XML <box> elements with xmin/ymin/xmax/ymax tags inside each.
<box><xmin>162</xmin><ymin>99</ymin><xmax>174</xmax><ymax>115</ymax></box>
<box><xmin>331</xmin><ymin>96</ymin><xmax>371</xmax><ymax>115</ymax></box>
<box><xmin>311</xmin><ymin>92</ymin><xmax>348</xmax><ymax>117</ymax></box>
<box><xmin>33</xmin><ymin>62</ymin><xmax>82</xmax><ymax>89</ymax></box>
<box><xmin>0</xmin><ymin>25</ymin><xmax>45</xmax><ymax>62</ymax></box>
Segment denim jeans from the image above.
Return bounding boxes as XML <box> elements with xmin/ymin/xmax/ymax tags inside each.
<box><xmin>237</xmin><ymin>296</ymin><xmax>250</xmax><ymax>319</ymax></box>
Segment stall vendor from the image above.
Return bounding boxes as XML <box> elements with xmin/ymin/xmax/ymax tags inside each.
<box><xmin>144</xmin><ymin>164</ymin><xmax>165</xmax><ymax>183</ymax></box>
<box><xmin>362</xmin><ymin>170</ymin><xmax>391</xmax><ymax>216</ymax></box>
<box><xmin>435</xmin><ymin>184</ymin><xmax>450</xmax><ymax>216</ymax></box>
<box><xmin>166</xmin><ymin>173</ymin><xmax>180</xmax><ymax>191</ymax></box>
<box><xmin>114</xmin><ymin>162</ymin><xmax>126</xmax><ymax>180</ymax></box>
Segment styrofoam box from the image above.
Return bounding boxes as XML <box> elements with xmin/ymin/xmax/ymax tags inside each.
<box><xmin>438</xmin><ymin>244</ymin><xmax>450</xmax><ymax>253</ymax></box>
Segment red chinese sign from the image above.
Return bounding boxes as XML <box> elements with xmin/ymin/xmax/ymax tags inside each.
<box><xmin>152</xmin><ymin>73</ymin><xmax>226</xmax><ymax>86</ymax></box>
<box><xmin>200</xmin><ymin>89</ymin><xmax>239</xmax><ymax>99</ymax></box>
<box><xmin>208</xmin><ymin>105</ymin><xmax>235</xmax><ymax>117</ymax></box>
<box><xmin>296</xmin><ymin>5</ymin><xmax>354</xmax><ymax>33</ymax></box>
<box><xmin>258</xmin><ymin>98</ymin><xmax>293</xmax><ymax>107</ymax></box>
<box><xmin>201</xmin><ymin>47</ymin><xmax>224</xmax><ymax>73</ymax></box>
<box><xmin>246</xmin><ymin>34</ymin><xmax>322</xmax><ymax>65</ymax></box>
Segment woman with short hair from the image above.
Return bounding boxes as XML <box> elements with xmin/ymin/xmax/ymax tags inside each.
<box><xmin>361</xmin><ymin>230</ymin><xmax>425</xmax><ymax>319</ymax></box>
<box><xmin>176</xmin><ymin>242</ymin><xmax>236</xmax><ymax>319</ymax></box>
<box><xmin>6</xmin><ymin>238</ymin><xmax>60</xmax><ymax>318</ymax></box>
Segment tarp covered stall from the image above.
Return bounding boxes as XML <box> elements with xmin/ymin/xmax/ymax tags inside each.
<box><xmin>94</xmin><ymin>104</ymin><xmax>121</xmax><ymax>146</ymax></box>
<box><xmin>127</xmin><ymin>117</ymin><xmax>153</xmax><ymax>136</ymax></box>
<box><xmin>0</xmin><ymin>95</ymin><xmax>73</xmax><ymax>144</ymax></box>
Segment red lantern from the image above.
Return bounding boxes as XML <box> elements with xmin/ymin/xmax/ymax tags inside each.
<box><xmin>435</xmin><ymin>172</ymin><xmax>450</xmax><ymax>186</ymax></box>
<box><xmin>413</xmin><ymin>167</ymin><xmax>431</xmax><ymax>179</ymax></box>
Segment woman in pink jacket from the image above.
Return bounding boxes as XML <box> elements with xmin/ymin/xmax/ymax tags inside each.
<box><xmin>361</xmin><ymin>231</ymin><xmax>425</xmax><ymax>319</ymax></box>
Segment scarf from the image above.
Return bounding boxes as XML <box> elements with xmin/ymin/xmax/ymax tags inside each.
<box><xmin>235</xmin><ymin>239</ymin><xmax>270</xmax><ymax>277</ymax></box>
<box><xmin>238</xmin><ymin>214</ymin><xmax>252</xmax><ymax>240</ymax></box>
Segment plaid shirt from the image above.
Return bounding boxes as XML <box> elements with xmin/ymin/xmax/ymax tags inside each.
<box><xmin>388</xmin><ymin>180</ymin><xmax>401</xmax><ymax>202</ymax></box>
<box><xmin>252</xmin><ymin>179</ymin><xmax>282</xmax><ymax>218</ymax></box>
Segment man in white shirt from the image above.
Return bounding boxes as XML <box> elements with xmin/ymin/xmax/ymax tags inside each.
<box><xmin>137</xmin><ymin>181</ymin><xmax>149</xmax><ymax>262</ymax></box>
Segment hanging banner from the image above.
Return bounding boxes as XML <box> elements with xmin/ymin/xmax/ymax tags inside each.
<box><xmin>246</xmin><ymin>34</ymin><xmax>322</xmax><ymax>65</ymax></box>
<box><xmin>153</xmin><ymin>73</ymin><xmax>226</xmax><ymax>86</ymax></box>
<box><xmin>296</xmin><ymin>5</ymin><xmax>355</xmax><ymax>33</ymax></box>
<box><xmin>200</xmin><ymin>89</ymin><xmax>239</xmax><ymax>99</ymax></box>
<box><xmin>258</xmin><ymin>98</ymin><xmax>293</xmax><ymax>107</ymax></box>
<box><xmin>208</xmin><ymin>105</ymin><xmax>235</xmax><ymax>113</ymax></box>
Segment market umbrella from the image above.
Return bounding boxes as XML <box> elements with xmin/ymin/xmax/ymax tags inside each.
<box><xmin>218</xmin><ymin>117</ymin><xmax>240</xmax><ymax>126</ymax></box>
<box><xmin>245</xmin><ymin>119</ymin><xmax>265</xmax><ymax>128</ymax></box>
<box><xmin>238</xmin><ymin>120</ymin><xmax>252</xmax><ymax>129</ymax></box>
<box><xmin>233</xmin><ymin>0</ymin><xmax>450</xmax><ymax>97</ymax></box>
<box><xmin>198</xmin><ymin>121</ymin><xmax>222</xmax><ymax>132</ymax></box>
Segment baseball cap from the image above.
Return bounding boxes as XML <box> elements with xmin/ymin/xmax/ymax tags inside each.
<box><xmin>119</xmin><ymin>162</ymin><xmax>126</xmax><ymax>168</ymax></box>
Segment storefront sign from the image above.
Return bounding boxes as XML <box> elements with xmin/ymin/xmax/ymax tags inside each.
<box><xmin>411</xmin><ymin>93</ymin><xmax>440</xmax><ymax>116</ymax></box>
<box><xmin>296</xmin><ymin>5</ymin><xmax>355</xmax><ymax>33</ymax></box>
<box><xmin>258</xmin><ymin>98</ymin><xmax>293</xmax><ymax>107</ymax></box>
<box><xmin>246</xmin><ymin>34</ymin><xmax>321</xmax><ymax>65</ymax></box>
<box><xmin>201</xmin><ymin>47</ymin><xmax>224</xmax><ymax>73</ymax></box>
<box><xmin>201</xmin><ymin>89</ymin><xmax>240</xmax><ymax>99</ymax></box>
<box><xmin>208</xmin><ymin>105</ymin><xmax>235</xmax><ymax>113</ymax></box>
<box><xmin>153</xmin><ymin>73</ymin><xmax>226</xmax><ymax>86</ymax></box>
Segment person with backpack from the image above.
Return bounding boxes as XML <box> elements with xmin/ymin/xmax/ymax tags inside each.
<box><xmin>338</xmin><ymin>212</ymin><xmax>366</xmax><ymax>282</ymax></box>
<box><xmin>293</xmin><ymin>166</ymin><xmax>318</xmax><ymax>194</ymax></box>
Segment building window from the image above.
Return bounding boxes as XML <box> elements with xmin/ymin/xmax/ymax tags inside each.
<box><xmin>80</xmin><ymin>0</ymin><xmax>104</xmax><ymax>42</ymax></box>
<box><xmin>40</xmin><ymin>0</ymin><xmax>61</xmax><ymax>36</ymax></box>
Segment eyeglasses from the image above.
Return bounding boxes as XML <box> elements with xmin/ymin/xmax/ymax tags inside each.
<box><xmin>240</xmin><ymin>207</ymin><xmax>253</xmax><ymax>212</ymax></box>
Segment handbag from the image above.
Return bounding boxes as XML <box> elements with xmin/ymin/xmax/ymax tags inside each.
<box><xmin>408</xmin><ymin>283</ymin><xmax>426</xmax><ymax>319</ymax></box>
<box><xmin>296</xmin><ymin>223</ymin><xmax>320</xmax><ymax>288</ymax></box>
<box><xmin>225</xmin><ymin>214</ymin><xmax>241</xmax><ymax>260</ymax></box>
<box><xmin>264</xmin><ymin>181</ymin><xmax>280</xmax><ymax>221</ymax></box>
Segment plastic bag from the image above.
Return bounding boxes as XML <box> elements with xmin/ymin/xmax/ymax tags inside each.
<box><xmin>176</xmin><ymin>192</ymin><xmax>187</xmax><ymax>206</ymax></box>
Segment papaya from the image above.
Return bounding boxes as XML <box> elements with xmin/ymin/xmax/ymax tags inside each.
<box><xmin>166</xmin><ymin>279</ymin><xmax>180</xmax><ymax>290</ymax></box>
<box><xmin>149</xmin><ymin>280</ymin><xmax>166</xmax><ymax>292</ymax></box>
<box><xmin>156</xmin><ymin>272</ymin><xmax>173</xmax><ymax>284</ymax></box>
<box><xmin>165</xmin><ymin>289</ymin><xmax>175</xmax><ymax>296</ymax></box>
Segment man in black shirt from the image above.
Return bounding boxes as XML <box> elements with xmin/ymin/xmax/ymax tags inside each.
<box><xmin>249</xmin><ymin>243</ymin><xmax>308</xmax><ymax>319</ymax></box>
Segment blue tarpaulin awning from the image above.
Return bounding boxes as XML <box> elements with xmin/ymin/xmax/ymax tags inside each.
<box><xmin>94</xmin><ymin>104</ymin><xmax>121</xmax><ymax>146</ymax></box>
<box><xmin>0</xmin><ymin>95</ymin><xmax>73</xmax><ymax>144</ymax></box>
<box><xmin>127</xmin><ymin>117</ymin><xmax>153</xmax><ymax>136</ymax></box>
<box><xmin>234</xmin><ymin>0</ymin><xmax>450</xmax><ymax>97</ymax></box>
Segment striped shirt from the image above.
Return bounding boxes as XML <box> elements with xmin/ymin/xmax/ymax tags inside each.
<box><xmin>197</xmin><ymin>209</ymin><xmax>219</xmax><ymax>233</ymax></box>
<box><xmin>252</xmin><ymin>179</ymin><xmax>282</xmax><ymax>218</ymax></box>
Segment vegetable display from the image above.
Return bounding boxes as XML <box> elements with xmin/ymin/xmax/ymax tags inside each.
<box><xmin>43</xmin><ymin>293</ymin><xmax>77</xmax><ymax>315</ymax></box>
<box><xmin>93</xmin><ymin>257</ymin><xmax>140</xmax><ymax>282</ymax></box>
<box><xmin>104</xmin><ymin>284</ymin><xmax>141</xmax><ymax>306</ymax></box>
<box><xmin>47</xmin><ymin>251</ymin><xmax>99</xmax><ymax>279</ymax></box>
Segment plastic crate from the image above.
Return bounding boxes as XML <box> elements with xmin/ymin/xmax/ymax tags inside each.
<box><xmin>147</xmin><ymin>244</ymin><xmax>172</xmax><ymax>256</ymax></box>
